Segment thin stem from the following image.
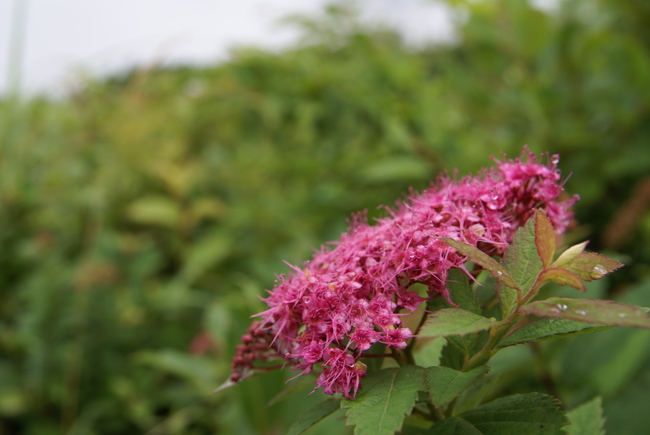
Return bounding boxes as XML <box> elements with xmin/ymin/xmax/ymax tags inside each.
<box><xmin>391</xmin><ymin>348</ymin><xmax>409</xmax><ymax>366</ymax></box>
<box><xmin>361</xmin><ymin>352</ymin><xmax>394</xmax><ymax>359</ymax></box>
<box><xmin>463</xmin><ymin>311</ymin><xmax>523</xmax><ymax>372</ymax></box>
<box><xmin>415</xmin><ymin>401</ymin><xmax>444</xmax><ymax>423</ymax></box>
<box><xmin>444</xmin><ymin>396</ymin><xmax>459</xmax><ymax>418</ymax></box>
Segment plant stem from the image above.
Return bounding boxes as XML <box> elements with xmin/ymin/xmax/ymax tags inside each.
<box><xmin>462</xmin><ymin>312</ymin><xmax>523</xmax><ymax>372</ymax></box>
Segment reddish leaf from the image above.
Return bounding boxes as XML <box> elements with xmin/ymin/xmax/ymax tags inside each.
<box><xmin>534</xmin><ymin>210</ymin><xmax>556</xmax><ymax>269</ymax></box>
<box><xmin>538</xmin><ymin>268</ymin><xmax>586</xmax><ymax>292</ymax></box>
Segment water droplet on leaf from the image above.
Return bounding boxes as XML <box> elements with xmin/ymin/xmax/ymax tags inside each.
<box><xmin>619</xmin><ymin>313</ymin><xmax>627</xmax><ymax>319</ymax></box>
<box><xmin>590</xmin><ymin>265</ymin><xmax>607</xmax><ymax>279</ymax></box>
<box><xmin>552</xmin><ymin>155</ymin><xmax>560</xmax><ymax>165</ymax></box>
<box><xmin>557</xmin><ymin>304</ymin><xmax>568</xmax><ymax>311</ymax></box>
<box><xmin>575</xmin><ymin>310</ymin><xmax>588</xmax><ymax>316</ymax></box>
<box><xmin>497</xmin><ymin>271</ymin><xmax>503</xmax><ymax>276</ymax></box>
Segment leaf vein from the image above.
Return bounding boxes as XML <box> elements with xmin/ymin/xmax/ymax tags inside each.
<box><xmin>377</xmin><ymin>370</ymin><xmax>398</xmax><ymax>434</ymax></box>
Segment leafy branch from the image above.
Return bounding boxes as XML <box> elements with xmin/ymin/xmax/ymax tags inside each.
<box><xmin>322</xmin><ymin>210</ymin><xmax>647</xmax><ymax>435</ymax></box>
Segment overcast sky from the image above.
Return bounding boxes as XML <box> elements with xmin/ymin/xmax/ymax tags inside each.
<box><xmin>0</xmin><ymin>0</ymin><xmax>454</xmax><ymax>97</ymax></box>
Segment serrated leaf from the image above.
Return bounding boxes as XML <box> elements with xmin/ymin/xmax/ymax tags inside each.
<box><xmin>440</xmin><ymin>238</ymin><xmax>518</xmax><ymax>289</ymax></box>
<box><xmin>520</xmin><ymin>297</ymin><xmax>650</xmax><ymax>329</ymax></box>
<box><xmin>566</xmin><ymin>396</ymin><xmax>605</xmax><ymax>435</ymax></box>
<box><xmin>496</xmin><ymin>282</ymin><xmax>519</xmax><ymax>319</ymax></box>
<box><xmin>419</xmin><ymin>309</ymin><xmax>500</xmax><ymax>339</ymax></box>
<box><xmin>425</xmin><ymin>417</ymin><xmax>481</xmax><ymax>434</ymax></box>
<box><xmin>342</xmin><ymin>366</ymin><xmax>425</xmax><ymax>435</ymax></box>
<box><xmin>538</xmin><ymin>268</ymin><xmax>586</xmax><ymax>292</ymax></box>
<box><xmin>446</xmin><ymin>334</ymin><xmax>478</xmax><ymax>356</ymax></box>
<box><xmin>439</xmin><ymin>340</ymin><xmax>465</xmax><ymax>370</ymax></box>
<box><xmin>503</xmin><ymin>216</ymin><xmax>544</xmax><ymax>296</ymax></box>
<box><xmin>497</xmin><ymin>318</ymin><xmax>611</xmax><ymax>348</ymax></box>
<box><xmin>427</xmin><ymin>393</ymin><xmax>568</xmax><ymax>434</ymax></box>
<box><xmin>561</xmin><ymin>252</ymin><xmax>624</xmax><ymax>282</ymax></box>
<box><xmin>552</xmin><ymin>241</ymin><xmax>589</xmax><ymax>268</ymax></box>
<box><xmin>424</xmin><ymin>366</ymin><xmax>488</xmax><ymax>407</ymax></box>
<box><xmin>288</xmin><ymin>398</ymin><xmax>341</xmax><ymax>435</ymax></box>
<box><xmin>447</xmin><ymin>268</ymin><xmax>481</xmax><ymax>314</ymax></box>
<box><xmin>534</xmin><ymin>210</ymin><xmax>556</xmax><ymax>269</ymax></box>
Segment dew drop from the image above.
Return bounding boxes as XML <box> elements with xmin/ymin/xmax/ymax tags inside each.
<box><xmin>590</xmin><ymin>265</ymin><xmax>607</xmax><ymax>279</ymax></box>
<box><xmin>557</xmin><ymin>304</ymin><xmax>568</xmax><ymax>311</ymax></box>
<box><xmin>550</xmin><ymin>307</ymin><xmax>560</xmax><ymax>314</ymax></box>
<box><xmin>619</xmin><ymin>313</ymin><xmax>627</xmax><ymax>319</ymax></box>
<box><xmin>551</xmin><ymin>155</ymin><xmax>560</xmax><ymax>165</ymax></box>
<box><xmin>497</xmin><ymin>271</ymin><xmax>503</xmax><ymax>276</ymax></box>
<box><xmin>575</xmin><ymin>310</ymin><xmax>588</xmax><ymax>316</ymax></box>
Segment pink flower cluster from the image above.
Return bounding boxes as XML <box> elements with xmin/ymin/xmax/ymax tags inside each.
<box><xmin>230</xmin><ymin>149</ymin><xmax>578</xmax><ymax>399</ymax></box>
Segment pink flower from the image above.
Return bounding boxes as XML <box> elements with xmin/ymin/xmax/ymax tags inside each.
<box><xmin>230</xmin><ymin>148</ymin><xmax>578</xmax><ymax>399</ymax></box>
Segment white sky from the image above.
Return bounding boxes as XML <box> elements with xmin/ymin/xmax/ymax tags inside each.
<box><xmin>0</xmin><ymin>0</ymin><xmax>454</xmax><ymax>97</ymax></box>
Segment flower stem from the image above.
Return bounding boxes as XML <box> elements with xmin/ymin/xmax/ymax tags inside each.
<box><xmin>463</xmin><ymin>311</ymin><xmax>523</xmax><ymax>372</ymax></box>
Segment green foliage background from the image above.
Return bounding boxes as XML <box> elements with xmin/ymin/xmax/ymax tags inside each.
<box><xmin>0</xmin><ymin>0</ymin><xmax>649</xmax><ymax>433</ymax></box>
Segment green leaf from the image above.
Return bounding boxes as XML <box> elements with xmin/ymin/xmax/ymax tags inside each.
<box><xmin>439</xmin><ymin>340</ymin><xmax>466</xmax><ymax>370</ymax></box>
<box><xmin>342</xmin><ymin>366</ymin><xmax>425</xmax><ymax>435</ymax></box>
<box><xmin>413</xmin><ymin>337</ymin><xmax>446</xmax><ymax>367</ymax></box>
<box><xmin>125</xmin><ymin>195</ymin><xmax>181</xmax><ymax>228</ymax></box>
<box><xmin>497</xmin><ymin>318</ymin><xmax>611</xmax><ymax>348</ymax></box>
<box><xmin>560</xmin><ymin>252</ymin><xmax>624</xmax><ymax>282</ymax></box>
<box><xmin>442</xmin><ymin>270</ymin><xmax>483</xmax><ymax>355</ymax></box>
<box><xmin>503</xmin><ymin>216</ymin><xmax>543</xmax><ymax>296</ymax></box>
<box><xmin>425</xmin><ymin>417</ymin><xmax>481</xmax><ymax>434</ymax></box>
<box><xmin>441</xmin><ymin>238</ymin><xmax>518</xmax><ymax>289</ymax></box>
<box><xmin>446</xmin><ymin>334</ymin><xmax>478</xmax><ymax>356</ymax></box>
<box><xmin>360</xmin><ymin>156</ymin><xmax>431</xmax><ymax>183</ymax></box>
<box><xmin>496</xmin><ymin>282</ymin><xmax>519</xmax><ymax>319</ymax></box>
<box><xmin>419</xmin><ymin>309</ymin><xmax>500</xmax><ymax>339</ymax></box>
<box><xmin>534</xmin><ymin>209</ymin><xmax>556</xmax><ymax>269</ymax></box>
<box><xmin>447</xmin><ymin>268</ymin><xmax>481</xmax><ymax>314</ymax></box>
<box><xmin>180</xmin><ymin>229</ymin><xmax>232</xmax><ymax>283</ymax></box>
<box><xmin>427</xmin><ymin>393</ymin><xmax>568</xmax><ymax>434</ymax></box>
<box><xmin>424</xmin><ymin>366</ymin><xmax>488</xmax><ymax>407</ymax></box>
<box><xmin>537</xmin><ymin>268</ymin><xmax>586</xmax><ymax>292</ymax></box>
<box><xmin>288</xmin><ymin>398</ymin><xmax>341</xmax><ymax>435</ymax></box>
<box><xmin>519</xmin><ymin>297</ymin><xmax>650</xmax><ymax>329</ymax></box>
<box><xmin>565</xmin><ymin>397</ymin><xmax>605</xmax><ymax>435</ymax></box>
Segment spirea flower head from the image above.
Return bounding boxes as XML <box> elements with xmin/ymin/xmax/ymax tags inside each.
<box><xmin>230</xmin><ymin>148</ymin><xmax>578</xmax><ymax>399</ymax></box>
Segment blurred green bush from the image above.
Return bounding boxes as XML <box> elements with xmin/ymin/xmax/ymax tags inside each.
<box><xmin>0</xmin><ymin>0</ymin><xmax>648</xmax><ymax>433</ymax></box>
